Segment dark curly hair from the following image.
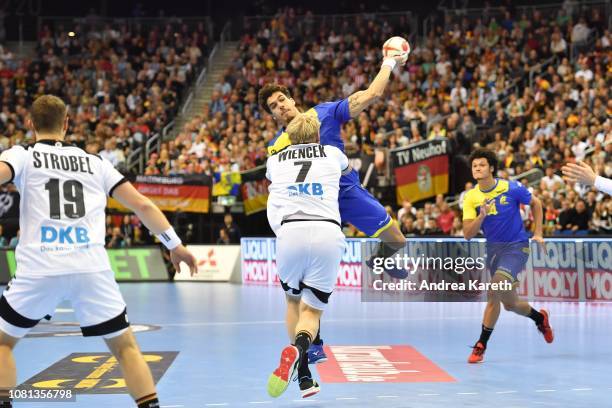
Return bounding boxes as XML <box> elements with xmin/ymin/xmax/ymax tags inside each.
<box><xmin>258</xmin><ymin>84</ymin><xmax>291</xmax><ymax>114</ymax></box>
<box><xmin>469</xmin><ymin>148</ymin><xmax>498</xmax><ymax>174</ymax></box>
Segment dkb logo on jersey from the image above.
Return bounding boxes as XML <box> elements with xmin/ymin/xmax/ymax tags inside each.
<box><xmin>41</xmin><ymin>226</ymin><xmax>90</xmax><ymax>244</ymax></box>
<box><xmin>287</xmin><ymin>183</ymin><xmax>323</xmax><ymax>197</ymax></box>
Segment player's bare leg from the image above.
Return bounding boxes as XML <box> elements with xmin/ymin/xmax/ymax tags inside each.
<box><xmin>482</xmin><ymin>272</ymin><xmax>508</xmax><ymax>328</ymax></box>
<box><xmin>285</xmin><ymin>295</ymin><xmax>300</xmax><ymax>342</ymax></box>
<box><xmin>470</xmin><ymin>272</ymin><xmax>508</xmax><ymax>363</ymax></box>
<box><xmin>295</xmin><ymin>302</ymin><xmax>322</xmax><ymax>342</ymax></box>
<box><xmin>269</xmin><ymin>301</ymin><xmax>323</xmax><ymax>398</ymax></box>
<box><xmin>471</xmin><ymin>272</ymin><xmax>554</xmax><ymax>363</ymax></box>
<box><xmin>0</xmin><ymin>330</ymin><xmax>18</xmax><ymax>406</ymax></box>
<box><xmin>378</xmin><ymin>223</ymin><xmax>406</xmax><ymax>253</ymax></box>
<box><xmin>500</xmin><ymin>286</ymin><xmax>554</xmax><ymax>343</ymax></box>
<box><xmin>293</xmin><ymin>302</ymin><xmax>322</xmax><ymax>398</ymax></box>
<box><xmin>105</xmin><ymin>328</ymin><xmax>158</xmax><ymax>407</ymax></box>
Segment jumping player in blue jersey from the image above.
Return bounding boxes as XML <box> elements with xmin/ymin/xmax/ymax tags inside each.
<box><xmin>258</xmin><ymin>53</ymin><xmax>408</xmax><ymax>366</ymax></box>
<box><xmin>463</xmin><ymin>148</ymin><xmax>554</xmax><ymax>363</ymax></box>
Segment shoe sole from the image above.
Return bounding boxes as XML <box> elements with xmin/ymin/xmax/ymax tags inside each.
<box><xmin>267</xmin><ymin>346</ymin><xmax>300</xmax><ymax>398</ymax></box>
<box><xmin>540</xmin><ymin>309</ymin><xmax>554</xmax><ymax>343</ymax></box>
<box><xmin>301</xmin><ymin>384</ymin><xmax>321</xmax><ymax>398</ymax></box>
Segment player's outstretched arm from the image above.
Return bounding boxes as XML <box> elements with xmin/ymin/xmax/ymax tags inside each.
<box><xmin>0</xmin><ymin>162</ymin><xmax>12</xmax><ymax>185</ymax></box>
<box><xmin>562</xmin><ymin>161</ymin><xmax>612</xmax><ymax>195</ymax></box>
<box><xmin>112</xmin><ymin>182</ymin><xmax>197</xmax><ymax>275</ymax></box>
<box><xmin>347</xmin><ymin>54</ymin><xmax>407</xmax><ymax>118</ymax></box>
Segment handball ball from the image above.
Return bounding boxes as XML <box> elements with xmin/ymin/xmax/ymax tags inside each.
<box><xmin>382</xmin><ymin>36</ymin><xmax>410</xmax><ymax>62</ymax></box>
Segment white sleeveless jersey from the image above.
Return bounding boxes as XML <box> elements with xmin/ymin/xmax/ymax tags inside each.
<box><xmin>0</xmin><ymin>140</ymin><xmax>127</xmax><ymax>276</ymax></box>
<box><xmin>266</xmin><ymin>143</ymin><xmax>348</xmax><ymax>235</ymax></box>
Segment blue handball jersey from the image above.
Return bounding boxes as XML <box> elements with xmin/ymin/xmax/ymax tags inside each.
<box><xmin>266</xmin><ymin>98</ymin><xmax>393</xmax><ymax>237</ymax></box>
<box><xmin>462</xmin><ymin>179</ymin><xmax>532</xmax><ymax>243</ymax></box>
<box><xmin>267</xmin><ymin>99</ymin><xmax>360</xmax><ymax>187</ymax></box>
<box><xmin>267</xmin><ymin>99</ymin><xmax>350</xmax><ymax>155</ymax></box>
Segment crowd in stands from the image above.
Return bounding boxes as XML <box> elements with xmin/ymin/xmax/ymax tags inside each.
<box><xmin>162</xmin><ymin>5</ymin><xmax>610</xmax><ymax>237</ymax></box>
<box><xmin>0</xmin><ymin>18</ymin><xmax>211</xmax><ymax>166</ymax></box>
<box><xmin>0</xmin><ymin>4</ymin><xmax>611</xmax><ymax>243</ymax></box>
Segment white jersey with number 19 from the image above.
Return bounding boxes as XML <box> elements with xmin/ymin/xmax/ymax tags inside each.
<box><xmin>265</xmin><ymin>143</ymin><xmax>348</xmax><ymax>235</ymax></box>
<box><xmin>0</xmin><ymin>140</ymin><xmax>127</xmax><ymax>277</ymax></box>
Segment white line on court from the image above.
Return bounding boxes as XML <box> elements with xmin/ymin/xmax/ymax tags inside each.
<box><xmin>199</xmin><ymin>387</ymin><xmax>608</xmax><ymax>405</ymax></box>
<box><xmin>161</xmin><ymin>314</ymin><xmax>582</xmax><ymax>327</ymax></box>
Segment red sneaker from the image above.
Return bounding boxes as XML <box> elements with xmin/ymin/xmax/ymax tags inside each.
<box><xmin>537</xmin><ymin>309</ymin><xmax>554</xmax><ymax>343</ymax></box>
<box><xmin>267</xmin><ymin>345</ymin><xmax>300</xmax><ymax>398</ymax></box>
<box><xmin>468</xmin><ymin>342</ymin><xmax>486</xmax><ymax>364</ymax></box>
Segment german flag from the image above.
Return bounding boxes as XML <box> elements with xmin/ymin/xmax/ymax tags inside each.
<box><xmin>108</xmin><ymin>183</ymin><xmax>210</xmax><ymax>213</ymax></box>
<box><xmin>392</xmin><ymin>139</ymin><xmax>449</xmax><ymax>204</ymax></box>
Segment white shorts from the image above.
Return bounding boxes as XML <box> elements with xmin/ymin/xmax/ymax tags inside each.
<box><xmin>0</xmin><ymin>270</ymin><xmax>129</xmax><ymax>339</ymax></box>
<box><xmin>276</xmin><ymin>220</ymin><xmax>346</xmax><ymax>310</ymax></box>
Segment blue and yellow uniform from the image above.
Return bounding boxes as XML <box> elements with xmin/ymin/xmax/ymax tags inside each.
<box><xmin>462</xmin><ymin>179</ymin><xmax>532</xmax><ymax>281</ymax></box>
<box><xmin>268</xmin><ymin>99</ymin><xmax>392</xmax><ymax>237</ymax></box>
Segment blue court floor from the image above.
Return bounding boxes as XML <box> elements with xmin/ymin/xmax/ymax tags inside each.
<box><xmin>5</xmin><ymin>282</ymin><xmax>612</xmax><ymax>408</ymax></box>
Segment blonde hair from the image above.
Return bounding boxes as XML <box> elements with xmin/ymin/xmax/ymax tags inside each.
<box><xmin>286</xmin><ymin>113</ymin><xmax>320</xmax><ymax>144</ymax></box>
<box><xmin>31</xmin><ymin>95</ymin><xmax>67</xmax><ymax>134</ymax></box>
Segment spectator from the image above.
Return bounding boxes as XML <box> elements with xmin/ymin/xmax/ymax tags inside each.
<box><xmin>437</xmin><ymin>203</ymin><xmax>455</xmax><ymax>234</ymax></box>
<box><xmin>592</xmin><ymin>201</ymin><xmax>612</xmax><ymax>234</ymax></box>
<box><xmin>99</xmin><ymin>139</ymin><xmax>125</xmax><ymax>167</ymax></box>
<box><xmin>223</xmin><ymin>213</ymin><xmax>241</xmax><ymax>243</ymax></box>
<box><xmin>397</xmin><ymin>200</ymin><xmax>416</xmax><ymax>221</ymax></box>
<box><xmin>217</xmin><ymin>228</ymin><xmax>231</xmax><ymax>244</ymax></box>
<box><xmin>106</xmin><ymin>227</ymin><xmax>125</xmax><ymax>248</ymax></box>
<box><xmin>571</xmin><ymin>17</ymin><xmax>590</xmax><ymax>44</ymax></box>
<box><xmin>563</xmin><ymin>199</ymin><xmax>591</xmax><ymax>235</ymax></box>
<box><xmin>556</xmin><ymin>200</ymin><xmax>573</xmax><ymax>233</ymax></box>
<box><xmin>540</xmin><ymin>167</ymin><xmax>564</xmax><ymax>191</ymax></box>
<box><xmin>400</xmin><ymin>216</ymin><xmax>416</xmax><ymax>236</ymax></box>
<box><xmin>450</xmin><ymin>218</ymin><xmax>463</xmax><ymax>237</ymax></box>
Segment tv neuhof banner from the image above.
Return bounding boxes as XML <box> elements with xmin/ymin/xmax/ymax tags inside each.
<box><xmin>391</xmin><ymin>138</ymin><xmax>449</xmax><ymax>204</ymax></box>
<box><xmin>107</xmin><ymin>174</ymin><xmax>211</xmax><ymax>213</ymax></box>
<box><xmin>240</xmin><ymin>165</ymin><xmax>270</xmax><ymax>215</ymax></box>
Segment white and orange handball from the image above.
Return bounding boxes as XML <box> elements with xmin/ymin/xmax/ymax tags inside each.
<box><xmin>382</xmin><ymin>36</ymin><xmax>410</xmax><ymax>63</ymax></box>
